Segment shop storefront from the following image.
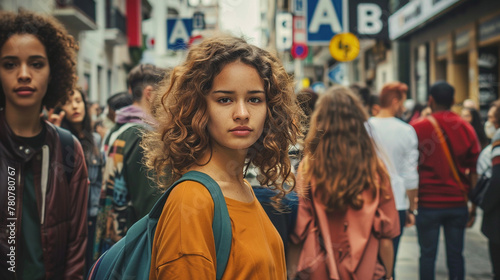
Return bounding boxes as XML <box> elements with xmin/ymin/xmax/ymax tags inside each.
<box><xmin>389</xmin><ymin>0</ymin><xmax>500</xmax><ymax>116</ymax></box>
<box><xmin>477</xmin><ymin>11</ymin><xmax>500</xmax><ymax>117</ymax></box>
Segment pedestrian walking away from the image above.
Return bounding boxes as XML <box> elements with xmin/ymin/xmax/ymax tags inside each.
<box><xmin>410</xmin><ymin>81</ymin><xmax>481</xmax><ymax>280</ymax></box>
<box><xmin>288</xmin><ymin>85</ymin><xmax>400</xmax><ymax>280</ymax></box>
<box><xmin>369</xmin><ymin>81</ymin><xmax>419</xmax><ymax>279</ymax></box>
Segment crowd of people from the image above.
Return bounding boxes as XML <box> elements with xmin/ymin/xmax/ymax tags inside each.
<box><xmin>0</xmin><ymin>10</ymin><xmax>499</xmax><ymax>280</ymax></box>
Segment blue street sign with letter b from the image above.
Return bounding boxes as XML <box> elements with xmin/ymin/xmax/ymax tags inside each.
<box><xmin>307</xmin><ymin>0</ymin><xmax>343</xmax><ymax>45</ymax></box>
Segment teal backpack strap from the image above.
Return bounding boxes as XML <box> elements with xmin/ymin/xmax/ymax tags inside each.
<box><xmin>149</xmin><ymin>171</ymin><xmax>232</xmax><ymax>279</ymax></box>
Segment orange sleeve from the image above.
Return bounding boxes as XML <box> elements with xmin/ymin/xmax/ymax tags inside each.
<box><xmin>150</xmin><ymin>181</ymin><xmax>217</xmax><ymax>280</ymax></box>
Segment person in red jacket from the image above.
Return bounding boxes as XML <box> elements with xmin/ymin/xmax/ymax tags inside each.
<box><xmin>0</xmin><ymin>11</ymin><xmax>88</xmax><ymax>279</ymax></box>
<box><xmin>410</xmin><ymin>81</ymin><xmax>480</xmax><ymax>280</ymax></box>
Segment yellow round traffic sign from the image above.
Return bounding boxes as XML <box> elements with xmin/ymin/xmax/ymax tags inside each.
<box><xmin>329</xmin><ymin>33</ymin><xmax>360</xmax><ymax>62</ymax></box>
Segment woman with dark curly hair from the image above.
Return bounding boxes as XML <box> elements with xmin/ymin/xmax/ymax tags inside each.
<box><xmin>0</xmin><ymin>11</ymin><xmax>88</xmax><ymax>279</ymax></box>
<box><xmin>288</xmin><ymin>86</ymin><xmax>399</xmax><ymax>280</ymax></box>
<box><xmin>144</xmin><ymin>34</ymin><xmax>302</xmax><ymax>279</ymax></box>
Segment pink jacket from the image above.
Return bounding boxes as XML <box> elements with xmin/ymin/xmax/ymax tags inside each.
<box><xmin>290</xmin><ymin>167</ymin><xmax>400</xmax><ymax>280</ymax></box>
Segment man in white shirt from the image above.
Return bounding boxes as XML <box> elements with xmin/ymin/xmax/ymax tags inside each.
<box><xmin>368</xmin><ymin>81</ymin><xmax>419</xmax><ymax>278</ymax></box>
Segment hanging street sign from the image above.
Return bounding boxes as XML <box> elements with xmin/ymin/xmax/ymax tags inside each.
<box><xmin>167</xmin><ymin>18</ymin><xmax>193</xmax><ymax>50</ymax></box>
<box><xmin>348</xmin><ymin>0</ymin><xmax>389</xmax><ymax>39</ymax></box>
<box><xmin>307</xmin><ymin>0</ymin><xmax>343</xmax><ymax>45</ymax></box>
<box><xmin>292</xmin><ymin>43</ymin><xmax>309</xmax><ymax>60</ymax></box>
<box><xmin>293</xmin><ymin>16</ymin><xmax>307</xmax><ymax>44</ymax></box>
<box><xmin>328</xmin><ymin>63</ymin><xmax>345</xmax><ymax>84</ymax></box>
<box><xmin>276</xmin><ymin>13</ymin><xmax>293</xmax><ymax>51</ymax></box>
<box><xmin>329</xmin><ymin>32</ymin><xmax>360</xmax><ymax>62</ymax></box>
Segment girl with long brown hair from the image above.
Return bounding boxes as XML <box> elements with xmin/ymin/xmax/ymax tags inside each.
<box><xmin>143</xmin><ymin>34</ymin><xmax>302</xmax><ymax>279</ymax></box>
<box><xmin>289</xmin><ymin>86</ymin><xmax>400</xmax><ymax>280</ymax></box>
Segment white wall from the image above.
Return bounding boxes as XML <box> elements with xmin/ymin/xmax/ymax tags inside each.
<box><xmin>218</xmin><ymin>0</ymin><xmax>262</xmax><ymax>47</ymax></box>
<box><xmin>76</xmin><ymin>0</ymin><xmax>128</xmax><ymax>104</ymax></box>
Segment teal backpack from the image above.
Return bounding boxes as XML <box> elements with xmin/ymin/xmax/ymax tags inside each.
<box><xmin>87</xmin><ymin>171</ymin><xmax>232</xmax><ymax>279</ymax></box>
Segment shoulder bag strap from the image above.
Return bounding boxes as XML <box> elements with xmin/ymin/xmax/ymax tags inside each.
<box><xmin>307</xmin><ymin>180</ymin><xmax>338</xmax><ymax>279</ymax></box>
<box><xmin>427</xmin><ymin>116</ymin><xmax>468</xmax><ymax>200</ymax></box>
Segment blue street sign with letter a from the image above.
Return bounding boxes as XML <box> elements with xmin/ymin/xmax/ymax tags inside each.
<box><xmin>307</xmin><ymin>0</ymin><xmax>343</xmax><ymax>45</ymax></box>
<box><xmin>167</xmin><ymin>18</ymin><xmax>193</xmax><ymax>50</ymax></box>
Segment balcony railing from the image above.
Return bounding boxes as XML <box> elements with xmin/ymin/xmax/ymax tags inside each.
<box><xmin>107</xmin><ymin>8</ymin><xmax>127</xmax><ymax>35</ymax></box>
<box><xmin>54</xmin><ymin>0</ymin><xmax>97</xmax><ymax>31</ymax></box>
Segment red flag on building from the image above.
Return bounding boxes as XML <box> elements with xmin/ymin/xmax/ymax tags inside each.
<box><xmin>127</xmin><ymin>0</ymin><xmax>142</xmax><ymax>47</ymax></box>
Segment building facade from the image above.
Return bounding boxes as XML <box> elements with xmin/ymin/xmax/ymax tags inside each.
<box><xmin>389</xmin><ymin>0</ymin><xmax>500</xmax><ymax>117</ymax></box>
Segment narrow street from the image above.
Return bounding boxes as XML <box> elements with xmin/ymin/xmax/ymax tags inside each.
<box><xmin>396</xmin><ymin>209</ymin><xmax>493</xmax><ymax>279</ymax></box>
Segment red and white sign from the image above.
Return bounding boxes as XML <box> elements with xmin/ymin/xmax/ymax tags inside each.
<box><xmin>188</xmin><ymin>35</ymin><xmax>203</xmax><ymax>47</ymax></box>
<box><xmin>292</xmin><ymin>16</ymin><xmax>308</xmax><ymax>60</ymax></box>
<box><xmin>293</xmin><ymin>16</ymin><xmax>307</xmax><ymax>44</ymax></box>
<box><xmin>291</xmin><ymin>43</ymin><xmax>308</xmax><ymax>59</ymax></box>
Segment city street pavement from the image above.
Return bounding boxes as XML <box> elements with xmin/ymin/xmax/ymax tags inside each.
<box><xmin>395</xmin><ymin>209</ymin><xmax>493</xmax><ymax>280</ymax></box>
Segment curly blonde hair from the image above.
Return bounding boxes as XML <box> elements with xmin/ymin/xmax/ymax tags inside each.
<box><xmin>301</xmin><ymin>86</ymin><xmax>389</xmax><ymax>212</ymax></box>
<box><xmin>143</xmin><ymin>35</ymin><xmax>302</xmax><ymax>203</ymax></box>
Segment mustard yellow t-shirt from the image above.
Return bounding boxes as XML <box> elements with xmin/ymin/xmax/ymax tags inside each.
<box><xmin>149</xmin><ymin>180</ymin><xmax>286</xmax><ymax>280</ymax></box>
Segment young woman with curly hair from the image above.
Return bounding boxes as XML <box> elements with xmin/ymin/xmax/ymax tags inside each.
<box><xmin>288</xmin><ymin>86</ymin><xmax>400</xmax><ymax>280</ymax></box>
<box><xmin>143</xmin><ymin>34</ymin><xmax>302</xmax><ymax>279</ymax></box>
<box><xmin>0</xmin><ymin>11</ymin><xmax>88</xmax><ymax>279</ymax></box>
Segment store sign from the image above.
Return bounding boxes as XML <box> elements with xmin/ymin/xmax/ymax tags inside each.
<box><xmin>478</xmin><ymin>47</ymin><xmax>499</xmax><ymax>117</ymax></box>
<box><xmin>307</xmin><ymin>0</ymin><xmax>343</xmax><ymax>45</ymax></box>
<box><xmin>455</xmin><ymin>30</ymin><xmax>470</xmax><ymax>52</ymax></box>
<box><xmin>167</xmin><ymin>18</ymin><xmax>193</xmax><ymax>50</ymax></box>
<box><xmin>348</xmin><ymin>0</ymin><xmax>389</xmax><ymax>39</ymax></box>
<box><xmin>479</xmin><ymin>14</ymin><xmax>500</xmax><ymax>43</ymax></box>
<box><xmin>388</xmin><ymin>0</ymin><xmax>460</xmax><ymax>40</ymax></box>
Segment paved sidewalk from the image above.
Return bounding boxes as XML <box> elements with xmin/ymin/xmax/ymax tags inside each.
<box><xmin>395</xmin><ymin>209</ymin><xmax>493</xmax><ymax>280</ymax></box>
